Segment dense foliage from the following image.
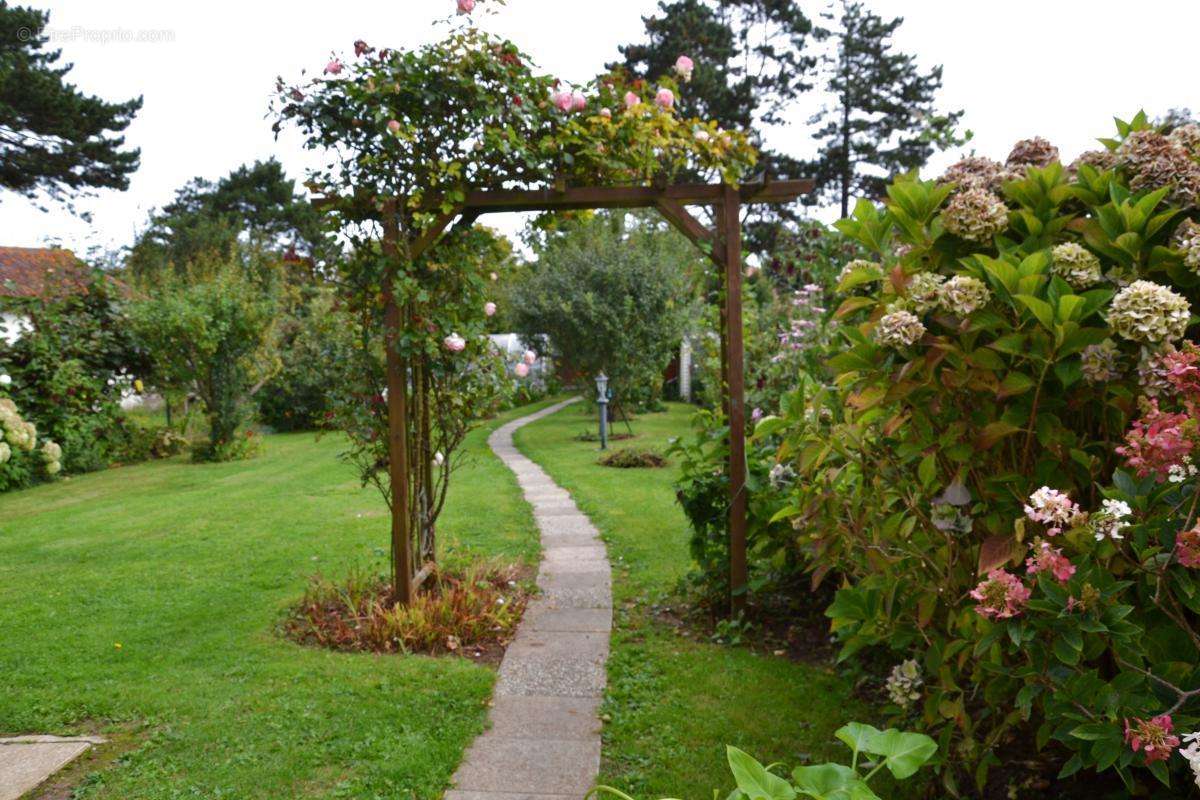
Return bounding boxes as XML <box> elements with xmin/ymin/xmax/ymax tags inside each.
<box><xmin>731</xmin><ymin>117</ymin><xmax>1200</xmax><ymax>794</ymax></box>
<box><xmin>512</xmin><ymin>213</ymin><xmax>694</xmax><ymax>409</ymax></box>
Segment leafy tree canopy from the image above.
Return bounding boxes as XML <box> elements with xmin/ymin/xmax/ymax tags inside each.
<box><xmin>0</xmin><ymin>2</ymin><xmax>142</xmax><ymax>211</ymax></box>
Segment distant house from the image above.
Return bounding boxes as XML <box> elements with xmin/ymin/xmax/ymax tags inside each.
<box><xmin>0</xmin><ymin>247</ymin><xmax>91</xmax><ymax>343</ymax></box>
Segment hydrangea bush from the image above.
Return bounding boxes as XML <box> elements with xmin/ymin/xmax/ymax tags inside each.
<box><xmin>766</xmin><ymin>117</ymin><xmax>1200</xmax><ymax>793</ymax></box>
<box><xmin>0</xmin><ymin>390</ymin><xmax>62</xmax><ymax>491</ymax></box>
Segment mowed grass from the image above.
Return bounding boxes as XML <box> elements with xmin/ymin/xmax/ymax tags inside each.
<box><xmin>514</xmin><ymin>402</ymin><xmax>868</xmax><ymax>798</ymax></box>
<box><xmin>0</xmin><ymin>400</ymin><xmax>556</xmax><ymax>799</ymax></box>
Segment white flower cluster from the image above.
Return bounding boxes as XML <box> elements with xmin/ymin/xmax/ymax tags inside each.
<box><xmin>1169</xmin><ymin>456</ymin><xmax>1199</xmax><ymax>484</ymax></box>
<box><xmin>1092</xmin><ymin>498</ymin><xmax>1131</xmax><ymax>542</ymax></box>
<box><xmin>42</xmin><ymin>440</ymin><xmax>62</xmax><ymax>475</ymax></box>
<box><xmin>874</xmin><ymin>310</ymin><xmax>926</xmax><ymax>349</ymax></box>
<box><xmin>942</xmin><ymin>186</ymin><xmax>1009</xmax><ymax>242</ymax></box>
<box><xmin>1108</xmin><ymin>280</ymin><xmax>1191</xmax><ymax>344</ymax></box>
<box><xmin>1174</xmin><ymin>219</ymin><xmax>1200</xmax><ymax>275</ymax></box>
<box><xmin>902</xmin><ymin>272</ymin><xmax>945</xmax><ymax>314</ymax></box>
<box><xmin>938</xmin><ymin>275</ymin><xmax>991</xmax><ymax>317</ymax></box>
<box><xmin>886</xmin><ymin>659</ymin><xmax>923</xmax><ymax>709</ymax></box>
<box><xmin>1050</xmin><ymin>243</ymin><xmax>1103</xmax><ymax>289</ymax></box>
<box><xmin>0</xmin><ymin>398</ymin><xmax>37</xmax><ymax>456</ymax></box>
<box><xmin>1182</xmin><ymin>731</ymin><xmax>1200</xmax><ymax>791</ymax></box>
<box><xmin>1080</xmin><ymin>340</ymin><xmax>1122</xmax><ymax>384</ymax></box>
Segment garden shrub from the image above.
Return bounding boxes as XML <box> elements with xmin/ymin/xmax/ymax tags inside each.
<box><xmin>764</xmin><ymin>115</ymin><xmax>1200</xmax><ymax>793</ymax></box>
<box><xmin>0</xmin><ymin>394</ymin><xmax>61</xmax><ymax>492</ymax></box>
<box><xmin>598</xmin><ymin>447</ymin><xmax>667</xmax><ymax>469</ymax></box>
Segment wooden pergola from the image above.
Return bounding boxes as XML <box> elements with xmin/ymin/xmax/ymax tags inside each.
<box><xmin>327</xmin><ymin>178</ymin><xmax>811</xmax><ymax>615</ymax></box>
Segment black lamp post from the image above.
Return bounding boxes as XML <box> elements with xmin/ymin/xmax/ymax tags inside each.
<box><xmin>595</xmin><ymin>371</ymin><xmax>609</xmax><ymax>450</ymax></box>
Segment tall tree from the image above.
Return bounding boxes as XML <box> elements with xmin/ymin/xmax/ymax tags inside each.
<box><xmin>127</xmin><ymin>159</ymin><xmax>331</xmax><ymax>283</ymax></box>
<box><xmin>0</xmin><ymin>2</ymin><xmax>141</xmax><ymax>210</ymax></box>
<box><xmin>808</xmin><ymin>0</ymin><xmax>963</xmax><ymax>217</ymax></box>
<box><xmin>615</xmin><ymin>0</ymin><xmax>819</xmax><ymax>251</ymax></box>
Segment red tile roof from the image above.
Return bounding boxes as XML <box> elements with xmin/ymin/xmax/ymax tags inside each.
<box><xmin>0</xmin><ymin>247</ymin><xmax>91</xmax><ymax>299</ymax></box>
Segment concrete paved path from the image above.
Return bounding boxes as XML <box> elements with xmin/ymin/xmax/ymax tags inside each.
<box><xmin>447</xmin><ymin>397</ymin><xmax>610</xmax><ymax>800</ymax></box>
<box><xmin>0</xmin><ymin>735</ymin><xmax>105</xmax><ymax>800</ymax></box>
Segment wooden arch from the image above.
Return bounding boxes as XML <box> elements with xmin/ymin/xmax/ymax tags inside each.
<box><xmin>327</xmin><ymin>178</ymin><xmax>811</xmax><ymax>615</ymax></box>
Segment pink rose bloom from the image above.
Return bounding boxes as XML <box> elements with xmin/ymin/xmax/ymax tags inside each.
<box><xmin>324</xmin><ymin>59</ymin><xmax>343</xmax><ymax>76</ymax></box>
<box><xmin>484</xmin><ymin>302</ymin><xmax>497</xmax><ymax>317</ymax></box>
<box><xmin>674</xmin><ymin>55</ymin><xmax>694</xmax><ymax>82</ymax></box>
<box><xmin>624</xmin><ymin>91</ymin><xmax>640</xmax><ymax>110</ymax></box>
<box><xmin>1025</xmin><ymin>541</ymin><xmax>1076</xmax><ymax>584</ymax></box>
<box><xmin>970</xmin><ymin>570</ymin><xmax>1031</xmax><ymax>620</ymax></box>
<box><xmin>599</xmin><ymin>107</ymin><xmax>612</xmax><ymax>119</ymax></box>
<box><xmin>571</xmin><ymin>91</ymin><xmax>586</xmax><ymax>112</ymax></box>
<box><xmin>515</xmin><ymin>362</ymin><xmax>530</xmax><ymax>377</ymax></box>
<box><xmin>444</xmin><ymin>333</ymin><xmax>466</xmax><ymax>352</ymax></box>
<box><xmin>655</xmin><ymin>87</ymin><xmax>675</xmax><ymax>109</ymax></box>
<box><xmin>523</xmin><ymin>350</ymin><xmax>537</xmax><ymax>365</ymax></box>
<box><xmin>1125</xmin><ymin>715</ymin><xmax>1180</xmax><ymax>763</ymax></box>
<box><xmin>386</xmin><ymin>119</ymin><xmax>400</xmax><ymax>134</ymax></box>
<box><xmin>552</xmin><ymin>90</ymin><xmax>573</xmax><ymax>113</ymax></box>
<box><xmin>457</xmin><ymin>0</ymin><xmax>475</xmax><ymax>14</ymax></box>
<box><xmin>1177</xmin><ymin>527</ymin><xmax>1200</xmax><ymax>568</ymax></box>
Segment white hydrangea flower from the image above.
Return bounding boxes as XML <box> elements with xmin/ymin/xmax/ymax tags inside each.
<box><xmin>1174</xmin><ymin>219</ymin><xmax>1200</xmax><ymax>274</ymax></box>
<box><xmin>1050</xmin><ymin>243</ymin><xmax>1103</xmax><ymax>289</ymax></box>
<box><xmin>0</xmin><ymin>442</ymin><xmax>10</xmax><ymax>464</ymax></box>
<box><xmin>938</xmin><ymin>275</ymin><xmax>991</xmax><ymax>316</ymax></box>
<box><xmin>1108</xmin><ymin>280</ymin><xmax>1191</xmax><ymax>344</ymax></box>
<box><xmin>1081</xmin><ymin>340</ymin><xmax>1122</xmax><ymax>384</ymax></box>
<box><xmin>1092</xmin><ymin>498</ymin><xmax>1132</xmax><ymax>542</ymax></box>
<box><xmin>886</xmin><ymin>660</ymin><xmax>923</xmax><ymax>709</ymax></box>
<box><xmin>942</xmin><ymin>187</ymin><xmax>1009</xmax><ymax>242</ymax></box>
<box><xmin>874</xmin><ymin>310</ymin><xmax>926</xmax><ymax>348</ymax></box>
<box><xmin>1181</xmin><ymin>731</ymin><xmax>1200</xmax><ymax>790</ymax></box>
<box><xmin>903</xmin><ymin>272</ymin><xmax>945</xmax><ymax>314</ymax></box>
<box><xmin>1169</xmin><ymin>456</ymin><xmax>1199</xmax><ymax>484</ymax></box>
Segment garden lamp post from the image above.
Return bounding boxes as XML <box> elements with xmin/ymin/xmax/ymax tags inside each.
<box><xmin>595</xmin><ymin>372</ymin><xmax>609</xmax><ymax>450</ymax></box>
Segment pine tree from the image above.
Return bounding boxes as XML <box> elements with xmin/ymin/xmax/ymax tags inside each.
<box><xmin>809</xmin><ymin>0</ymin><xmax>964</xmax><ymax>217</ymax></box>
<box><xmin>0</xmin><ymin>3</ymin><xmax>142</xmax><ymax>209</ymax></box>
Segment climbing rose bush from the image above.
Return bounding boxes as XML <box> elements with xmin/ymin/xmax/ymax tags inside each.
<box><xmin>764</xmin><ymin>114</ymin><xmax>1200</xmax><ymax>793</ymax></box>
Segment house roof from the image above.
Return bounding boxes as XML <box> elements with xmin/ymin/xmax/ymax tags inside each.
<box><xmin>0</xmin><ymin>247</ymin><xmax>91</xmax><ymax>299</ymax></box>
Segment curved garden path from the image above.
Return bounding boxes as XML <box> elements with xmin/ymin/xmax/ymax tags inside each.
<box><xmin>447</xmin><ymin>397</ymin><xmax>611</xmax><ymax>800</ymax></box>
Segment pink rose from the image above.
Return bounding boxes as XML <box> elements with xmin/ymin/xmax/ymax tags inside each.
<box><xmin>484</xmin><ymin>302</ymin><xmax>497</xmax><ymax>317</ymax></box>
<box><xmin>444</xmin><ymin>333</ymin><xmax>466</xmax><ymax>352</ymax></box>
<box><xmin>655</xmin><ymin>87</ymin><xmax>675</xmax><ymax>110</ymax></box>
<box><xmin>523</xmin><ymin>350</ymin><xmax>537</xmax><ymax>365</ymax></box>
<box><xmin>571</xmin><ymin>91</ymin><xmax>586</xmax><ymax>112</ymax></box>
<box><xmin>674</xmin><ymin>55</ymin><xmax>694</xmax><ymax>82</ymax></box>
<box><xmin>552</xmin><ymin>90</ymin><xmax>573</xmax><ymax>113</ymax></box>
<box><xmin>324</xmin><ymin>59</ymin><xmax>343</xmax><ymax>76</ymax></box>
<box><xmin>515</xmin><ymin>363</ymin><xmax>530</xmax><ymax>377</ymax></box>
<box><xmin>624</xmin><ymin>91</ymin><xmax>640</xmax><ymax>110</ymax></box>
<box><xmin>457</xmin><ymin>0</ymin><xmax>475</xmax><ymax>14</ymax></box>
<box><xmin>386</xmin><ymin>119</ymin><xmax>400</xmax><ymax>134</ymax></box>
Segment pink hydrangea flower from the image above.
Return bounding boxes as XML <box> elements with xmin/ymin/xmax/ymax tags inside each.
<box><xmin>624</xmin><ymin>91</ymin><xmax>640</xmax><ymax>110</ymax></box>
<box><xmin>1125</xmin><ymin>715</ymin><xmax>1181</xmax><ymax>763</ymax></box>
<box><xmin>655</xmin><ymin>87</ymin><xmax>675</xmax><ymax>109</ymax></box>
<box><xmin>1161</xmin><ymin>342</ymin><xmax>1200</xmax><ymax>407</ymax></box>
<box><xmin>523</xmin><ymin>349</ymin><xmax>537</xmax><ymax>365</ymax></box>
<box><xmin>484</xmin><ymin>302</ymin><xmax>497</xmax><ymax>317</ymax></box>
<box><xmin>1025</xmin><ymin>540</ymin><xmax>1076</xmax><ymax>584</ymax></box>
<box><xmin>571</xmin><ymin>91</ymin><xmax>586</xmax><ymax>112</ymax></box>
<box><xmin>1116</xmin><ymin>400</ymin><xmax>1194</xmax><ymax>481</ymax></box>
<box><xmin>1024</xmin><ymin>487</ymin><xmax>1083</xmax><ymax>536</ymax></box>
<box><xmin>444</xmin><ymin>333</ymin><xmax>466</xmax><ymax>352</ymax></box>
<box><xmin>514</xmin><ymin>362</ymin><xmax>530</xmax><ymax>377</ymax></box>
<box><xmin>386</xmin><ymin>119</ymin><xmax>400</xmax><ymax>135</ymax></box>
<box><xmin>674</xmin><ymin>55</ymin><xmax>694</xmax><ymax>82</ymax></box>
<box><xmin>970</xmin><ymin>570</ymin><xmax>1031</xmax><ymax>620</ymax></box>
<box><xmin>324</xmin><ymin>59</ymin><xmax>344</xmax><ymax>76</ymax></box>
<box><xmin>1177</xmin><ymin>527</ymin><xmax>1200</xmax><ymax>568</ymax></box>
<box><xmin>457</xmin><ymin>0</ymin><xmax>475</xmax><ymax>14</ymax></box>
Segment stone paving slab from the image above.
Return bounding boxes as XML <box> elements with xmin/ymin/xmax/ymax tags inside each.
<box><xmin>488</xmin><ymin>695</ymin><xmax>601</xmax><ymax>740</ymax></box>
<box><xmin>0</xmin><ymin>736</ymin><xmax>103</xmax><ymax>800</ymax></box>
<box><xmin>450</xmin><ymin>397</ymin><xmax>608</xmax><ymax>799</ymax></box>
<box><xmin>453</xmin><ymin>736</ymin><xmax>600</xmax><ymax>795</ymax></box>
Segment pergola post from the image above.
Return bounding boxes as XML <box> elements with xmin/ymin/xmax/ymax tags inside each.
<box><xmin>719</xmin><ymin>184</ymin><xmax>749</xmax><ymax>615</ymax></box>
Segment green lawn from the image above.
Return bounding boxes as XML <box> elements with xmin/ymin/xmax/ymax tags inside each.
<box><xmin>0</xmin><ymin>400</ymin><xmax>556</xmax><ymax>799</ymax></box>
<box><xmin>514</xmin><ymin>402</ymin><xmax>870</xmax><ymax>799</ymax></box>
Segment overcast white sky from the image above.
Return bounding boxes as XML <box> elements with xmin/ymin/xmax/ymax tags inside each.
<box><xmin>3</xmin><ymin>0</ymin><xmax>1197</xmax><ymax>258</ymax></box>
